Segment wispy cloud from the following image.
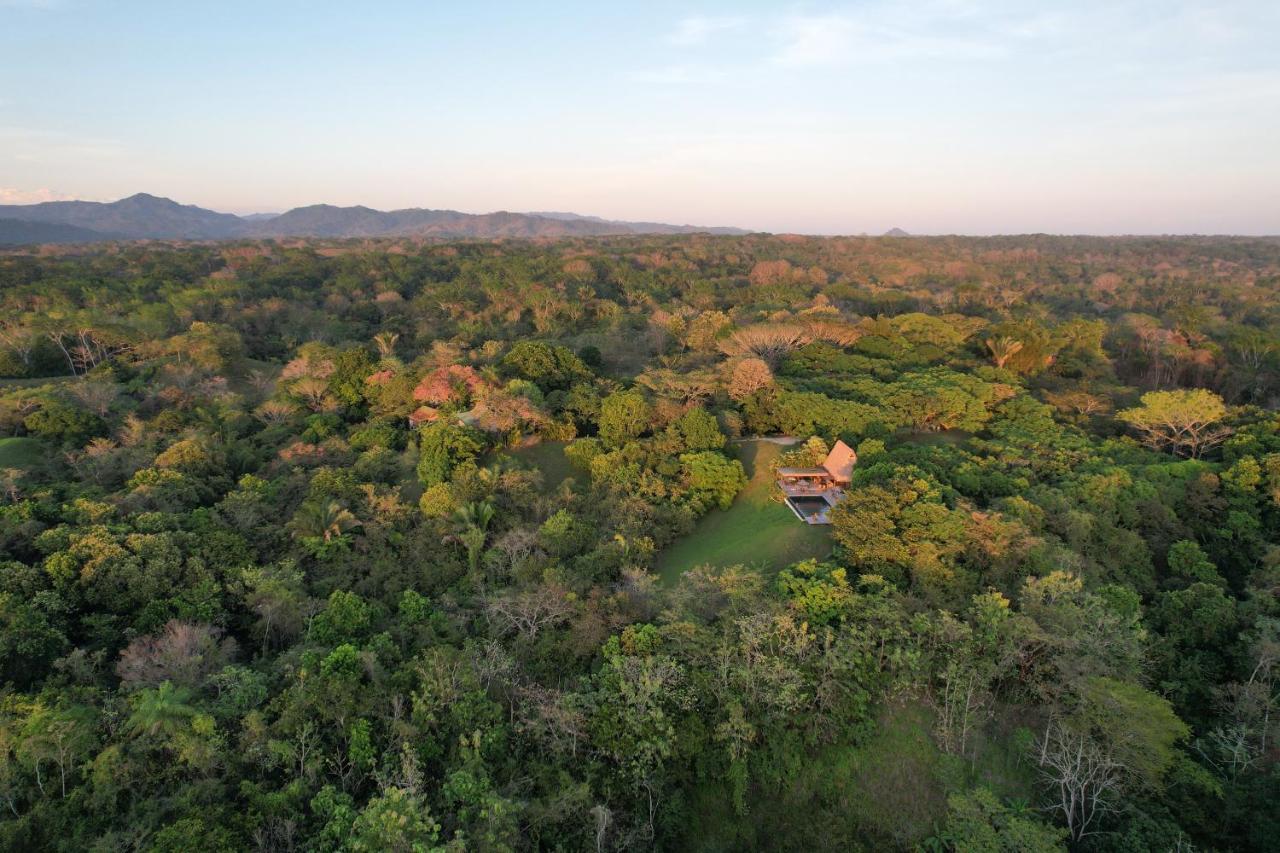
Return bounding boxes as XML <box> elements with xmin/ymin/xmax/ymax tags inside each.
<box><xmin>0</xmin><ymin>0</ymin><xmax>68</xmax><ymax>9</ymax></box>
<box><xmin>665</xmin><ymin>15</ymin><xmax>746</xmax><ymax>47</ymax></box>
<box><xmin>771</xmin><ymin>14</ymin><xmax>858</xmax><ymax>67</ymax></box>
<box><xmin>0</xmin><ymin>187</ymin><xmax>77</xmax><ymax>204</ymax></box>
<box><xmin>627</xmin><ymin>65</ymin><xmax>728</xmax><ymax>85</ymax></box>
<box><xmin>768</xmin><ymin>4</ymin><xmax>1057</xmax><ymax>68</ymax></box>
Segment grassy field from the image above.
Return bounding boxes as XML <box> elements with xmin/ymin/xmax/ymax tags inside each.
<box><xmin>654</xmin><ymin>440</ymin><xmax>832</xmax><ymax>586</ymax></box>
<box><xmin>0</xmin><ymin>437</ymin><xmax>45</xmax><ymax>470</ymax></box>
<box><xmin>0</xmin><ymin>375</ymin><xmax>69</xmax><ymax>392</ymax></box>
<box><xmin>504</xmin><ymin>440</ymin><xmax>577</xmax><ymax>492</ymax></box>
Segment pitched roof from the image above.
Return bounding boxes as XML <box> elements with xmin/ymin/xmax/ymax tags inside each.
<box><xmin>822</xmin><ymin>440</ymin><xmax>857</xmax><ymax>482</ymax></box>
<box><xmin>408</xmin><ymin>405</ymin><xmax>440</xmax><ymax>426</ymax></box>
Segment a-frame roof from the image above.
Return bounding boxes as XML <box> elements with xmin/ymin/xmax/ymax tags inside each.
<box><xmin>822</xmin><ymin>440</ymin><xmax>857</xmax><ymax>482</ymax></box>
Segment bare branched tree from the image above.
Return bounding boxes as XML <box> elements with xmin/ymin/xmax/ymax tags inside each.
<box><xmin>718</xmin><ymin>324</ymin><xmax>812</xmax><ymax>366</ymax></box>
<box><xmin>1035</xmin><ymin>719</ymin><xmax>1123</xmax><ymax>841</ymax></box>
<box><xmin>485</xmin><ymin>583</ymin><xmax>573</xmax><ymax>639</ymax></box>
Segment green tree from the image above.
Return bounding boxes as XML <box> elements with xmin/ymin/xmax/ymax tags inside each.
<box><xmin>290</xmin><ymin>500</ymin><xmax>361</xmax><ymax>555</ymax></box>
<box><xmin>670</xmin><ymin>406</ymin><xmax>725</xmax><ymax>452</ymax></box>
<box><xmin>16</xmin><ymin>703</ymin><xmax>96</xmax><ymax>799</ymax></box>
<box><xmin>680</xmin><ymin>451</ymin><xmax>747</xmax><ymax>511</ymax></box>
<box><xmin>23</xmin><ymin>401</ymin><xmax>106</xmax><ymax>447</ymax></box>
<box><xmin>126</xmin><ymin>682</ymin><xmax>198</xmax><ymax>743</ymax></box>
<box><xmin>984</xmin><ymin>336</ymin><xmax>1025</xmax><ymax>370</ymax></box>
<box><xmin>502</xmin><ymin>340</ymin><xmax>591</xmax><ymax>390</ymax></box>
<box><xmin>455</xmin><ymin>500</ymin><xmax>495</xmax><ymax>575</ymax></box>
<box><xmin>598</xmin><ymin>390</ymin><xmax>652</xmax><ymax>447</ymax></box>
<box><xmin>1117</xmin><ymin>389</ymin><xmax>1232</xmax><ymax>458</ymax></box>
<box><xmin>416</xmin><ymin>422</ymin><xmax>485</xmax><ymax>486</ymax></box>
<box><xmin>829</xmin><ymin>464</ymin><xmax>969</xmax><ymax>598</ymax></box>
<box><xmin>348</xmin><ymin>787</ymin><xmax>441</xmax><ymax>852</ymax></box>
<box><xmin>938</xmin><ymin>787</ymin><xmax>1067</xmax><ymax>851</ymax></box>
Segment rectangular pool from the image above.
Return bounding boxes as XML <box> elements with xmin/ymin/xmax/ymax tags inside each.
<box><xmin>787</xmin><ymin>496</ymin><xmax>832</xmax><ymax>522</ymax></box>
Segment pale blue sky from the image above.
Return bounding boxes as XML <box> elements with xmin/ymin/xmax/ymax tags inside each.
<box><xmin>2</xmin><ymin>1</ymin><xmax>1278</xmax><ymax>234</ymax></box>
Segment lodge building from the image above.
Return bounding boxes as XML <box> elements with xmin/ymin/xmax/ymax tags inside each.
<box><xmin>776</xmin><ymin>440</ymin><xmax>857</xmax><ymax>524</ymax></box>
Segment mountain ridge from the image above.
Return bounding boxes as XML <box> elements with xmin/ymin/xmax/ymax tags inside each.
<box><xmin>0</xmin><ymin>193</ymin><xmax>750</xmax><ymax>245</ymax></box>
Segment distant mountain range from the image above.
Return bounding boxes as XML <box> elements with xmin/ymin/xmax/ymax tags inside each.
<box><xmin>0</xmin><ymin>193</ymin><xmax>749</xmax><ymax>245</ymax></box>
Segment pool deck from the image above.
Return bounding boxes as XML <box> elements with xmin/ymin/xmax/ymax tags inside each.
<box><xmin>783</xmin><ymin>489</ymin><xmax>843</xmax><ymax>525</ymax></box>
<box><xmin>779</xmin><ymin>482</ymin><xmax>843</xmax><ymax>499</ymax></box>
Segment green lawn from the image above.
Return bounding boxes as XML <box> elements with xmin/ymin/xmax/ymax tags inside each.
<box><xmin>503</xmin><ymin>440</ymin><xmax>576</xmax><ymax>492</ymax></box>
<box><xmin>0</xmin><ymin>437</ymin><xmax>45</xmax><ymax>470</ymax></box>
<box><xmin>654</xmin><ymin>440</ymin><xmax>832</xmax><ymax>586</ymax></box>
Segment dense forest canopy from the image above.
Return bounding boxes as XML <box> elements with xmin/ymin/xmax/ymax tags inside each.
<box><xmin>0</xmin><ymin>233</ymin><xmax>1277</xmax><ymax>851</ymax></box>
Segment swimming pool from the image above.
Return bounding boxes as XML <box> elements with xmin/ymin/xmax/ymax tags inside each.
<box><xmin>787</xmin><ymin>496</ymin><xmax>832</xmax><ymax>521</ymax></box>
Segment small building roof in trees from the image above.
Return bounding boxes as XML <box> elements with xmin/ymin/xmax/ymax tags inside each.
<box><xmin>822</xmin><ymin>440</ymin><xmax>857</xmax><ymax>483</ymax></box>
<box><xmin>777</xmin><ymin>440</ymin><xmax>857</xmax><ymax>483</ymax></box>
<box><xmin>408</xmin><ymin>405</ymin><xmax>440</xmax><ymax>427</ymax></box>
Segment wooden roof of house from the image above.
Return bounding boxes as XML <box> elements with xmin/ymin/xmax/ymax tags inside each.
<box><xmin>822</xmin><ymin>440</ymin><xmax>857</xmax><ymax>482</ymax></box>
<box><xmin>777</xmin><ymin>440</ymin><xmax>858</xmax><ymax>482</ymax></box>
<box><xmin>408</xmin><ymin>405</ymin><xmax>440</xmax><ymax>426</ymax></box>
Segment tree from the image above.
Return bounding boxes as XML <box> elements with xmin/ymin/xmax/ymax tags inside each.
<box><xmin>116</xmin><ymin>620</ymin><xmax>237</xmax><ymax>690</ymax></box>
<box><xmin>0</xmin><ymin>319</ymin><xmax>35</xmax><ymax>371</ymax></box>
<box><xmin>126</xmin><ymin>681</ymin><xmax>198</xmax><ymax>741</ymax></box>
<box><xmin>1035</xmin><ymin>678</ymin><xmax>1188</xmax><ymax>841</ymax></box>
<box><xmin>485</xmin><ymin>582</ymin><xmax>573</xmax><ymax>639</ymax></box>
<box><xmin>718</xmin><ymin>324</ymin><xmax>811</xmax><ymax>366</ymax></box>
<box><xmin>926</xmin><ymin>593</ymin><xmax>1029</xmax><ymax>760</ymax></box>
<box><xmin>372</xmin><ymin>331</ymin><xmax>399</xmax><ymax>360</ymax></box>
<box><xmin>828</xmin><ymin>465</ymin><xmax>968</xmax><ymax>597</ymax></box>
<box><xmin>680</xmin><ymin>451</ymin><xmax>747</xmax><ymax>511</ymax></box>
<box><xmin>455</xmin><ymin>500</ymin><xmax>495</xmax><ymax>575</ymax></box>
<box><xmin>670</xmin><ymin>407</ymin><xmax>725</xmax><ymax>452</ymax></box>
<box><xmin>1034</xmin><ymin>720</ymin><xmax>1123</xmax><ymax>842</ymax></box>
<box><xmin>416</xmin><ymin>421</ymin><xmax>485</xmax><ymax>486</ymax></box>
<box><xmin>502</xmin><ymin>340</ymin><xmax>590</xmax><ymax>390</ymax></box>
<box><xmin>598</xmin><ymin>390</ymin><xmax>652</xmax><ymax>447</ymax></box>
<box><xmin>348</xmin><ymin>787</ymin><xmax>441</xmax><ymax>852</ymax></box>
<box><xmin>685</xmin><ymin>310</ymin><xmax>731</xmax><ymax>351</ymax></box>
<box><xmin>1017</xmin><ymin>573</ymin><xmax>1146</xmax><ymax>705</ymax></box>
<box><xmin>310</xmin><ymin>590</ymin><xmax>374</xmax><ymax>646</ymax></box>
<box><xmin>1117</xmin><ymin>389</ymin><xmax>1232</xmax><ymax>458</ymax></box>
<box><xmin>0</xmin><ymin>591</ymin><xmax>68</xmax><ymax>686</ymax></box>
<box><xmin>23</xmin><ymin>401</ymin><xmax>106</xmax><ymax>447</ymax></box>
<box><xmin>938</xmin><ymin>787</ymin><xmax>1068</xmax><ymax>852</ymax></box>
<box><xmin>291</xmin><ymin>500</ymin><xmax>361</xmax><ymax>552</ymax></box>
<box><xmin>17</xmin><ymin>703</ymin><xmax>96</xmax><ymax>799</ymax></box>
<box><xmin>880</xmin><ymin>368</ymin><xmax>1003</xmax><ymax>433</ymax></box>
<box><xmin>727</xmin><ymin>357</ymin><xmax>774</xmax><ymax>402</ymax></box>
<box><xmin>238</xmin><ymin>561</ymin><xmax>311</xmax><ymax>652</ymax></box>
<box><xmin>985</xmin><ymin>336</ymin><xmax>1025</xmax><ymax>370</ymax></box>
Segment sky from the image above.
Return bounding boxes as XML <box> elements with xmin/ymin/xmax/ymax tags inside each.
<box><xmin>1</xmin><ymin>0</ymin><xmax>1278</xmax><ymax>235</ymax></box>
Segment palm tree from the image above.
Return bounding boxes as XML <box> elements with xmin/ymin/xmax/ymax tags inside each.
<box><xmin>373</xmin><ymin>331</ymin><xmax>399</xmax><ymax>361</ymax></box>
<box><xmin>291</xmin><ymin>500</ymin><xmax>360</xmax><ymax>544</ymax></box>
<box><xmin>984</xmin><ymin>336</ymin><xmax>1025</xmax><ymax>370</ymax></box>
<box><xmin>126</xmin><ymin>681</ymin><xmax>197</xmax><ymax>741</ymax></box>
<box><xmin>192</xmin><ymin>403</ymin><xmax>234</xmax><ymax>445</ymax></box>
<box><xmin>456</xmin><ymin>500</ymin><xmax>495</xmax><ymax>533</ymax></box>
<box><xmin>455</xmin><ymin>500</ymin><xmax>495</xmax><ymax>574</ymax></box>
